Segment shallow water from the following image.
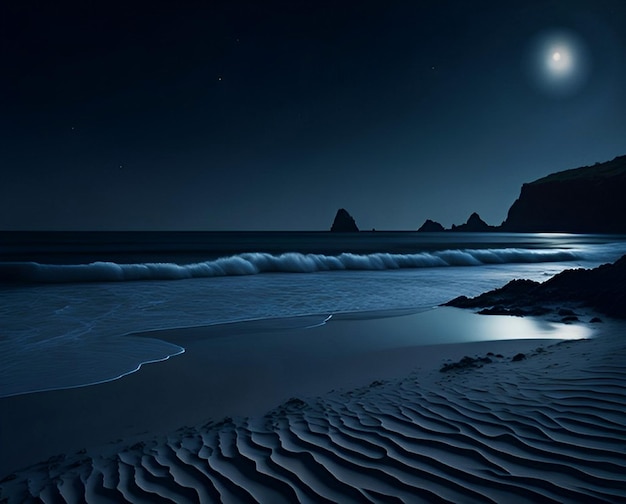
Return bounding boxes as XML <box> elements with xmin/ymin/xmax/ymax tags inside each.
<box><xmin>1</xmin><ymin>233</ymin><xmax>624</xmax><ymax>397</ymax></box>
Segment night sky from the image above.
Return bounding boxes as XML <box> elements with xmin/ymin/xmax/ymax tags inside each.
<box><xmin>2</xmin><ymin>1</ymin><xmax>626</xmax><ymax>231</ymax></box>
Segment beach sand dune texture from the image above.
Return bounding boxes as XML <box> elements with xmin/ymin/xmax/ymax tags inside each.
<box><xmin>2</xmin><ymin>317</ymin><xmax>625</xmax><ymax>503</ymax></box>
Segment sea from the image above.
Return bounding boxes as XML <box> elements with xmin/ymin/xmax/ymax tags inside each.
<box><xmin>2</xmin><ymin>231</ymin><xmax>626</xmax><ymax>399</ymax></box>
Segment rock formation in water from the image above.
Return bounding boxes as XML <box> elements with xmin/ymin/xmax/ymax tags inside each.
<box><xmin>445</xmin><ymin>254</ymin><xmax>626</xmax><ymax>319</ymax></box>
<box><xmin>330</xmin><ymin>208</ymin><xmax>359</xmax><ymax>232</ymax></box>
<box><xmin>501</xmin><ymin>155</ymin><xmax>626</xmax><ymax>233</ymax></box>
<box><xmin>417</xmin><ymin>219</ymin><xmax>445</xmax><ymax>232</ymax></box>
<box><xmin>450</xmin><ymin>212</ymin><xmax>492</xmax><ymax>232</ymax></box>
<box><xmin>417</xmin><ymin>213</ymin><xmax>493</xmax><ymax>232</ymax></box>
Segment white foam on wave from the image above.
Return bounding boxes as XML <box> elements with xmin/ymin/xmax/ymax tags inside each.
<box><xmin>1</xmin><ymin>248</ymin><xmax>585</xmax><ymax>283</ymax></box>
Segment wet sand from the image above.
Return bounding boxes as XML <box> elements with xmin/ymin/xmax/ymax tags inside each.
<box><xmin>2</xmin><ymin>307</ymin><xmax>625</xmax><ymax>502</ymax></box>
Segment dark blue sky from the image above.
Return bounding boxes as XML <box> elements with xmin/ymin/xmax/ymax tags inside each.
<box><xmin>2</xmin><ymin>1</ymin><xmax>625</xmax><ymax>230</ymax></box>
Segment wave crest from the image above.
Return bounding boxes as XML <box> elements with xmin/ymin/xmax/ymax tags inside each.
<box><xmin>0</xmin><ymin>248</ymin><xmax>582</xmax><ymax>284</ymax></box>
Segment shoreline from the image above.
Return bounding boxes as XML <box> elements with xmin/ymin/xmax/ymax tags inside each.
<box><xmin>0</xmin><ymin>304</ymin><xmax>590</xmax><ymax>401</ymax></box>
<box><xmin>0</xmin><ymin>307</ymin><xmax>611</xmax><ymax>479</ymax></box>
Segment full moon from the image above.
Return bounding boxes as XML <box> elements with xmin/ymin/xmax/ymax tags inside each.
<box><xmin>525</xmin><ymin>29</ymin><xmax>591</xmax><ymax>97</ymax></box>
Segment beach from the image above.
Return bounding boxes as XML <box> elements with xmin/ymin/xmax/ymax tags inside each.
<box><xmin>5</xmin><ymin>0</ymin><xmax>626</xmax><ymax>499</ymax></box>
<box><xmin>2</xmin><ymin>306</ymin><xmax>625</xmax><ymax>502</ymax></box>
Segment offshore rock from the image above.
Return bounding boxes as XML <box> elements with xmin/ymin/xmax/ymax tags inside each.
<box><xmin>450</xmin><ymin>212</ymin><xmax>492</xmax><ymax>232</ymax></box>
<box><xmin>417</xmin><ymin>214</ymin><xmax>493</xmax><ymax>232</ymax></box>
<box><xmin>417</xmin><ymin>219</ymin><xmax>445</xmax><ymax>232</ymax></box>
<box><xmin>330</xmin><ymin>208</ymin><xmax>359</xmax><ymax>232</ymax></box>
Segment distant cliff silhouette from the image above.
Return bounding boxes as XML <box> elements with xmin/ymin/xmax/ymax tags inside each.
<box><xmin>417</xmin><ymin>155</ymin><xmax>626</xmax><ymax>234</ymax></box>
<box><xmin>501</xmin><ymin>155</ymin><xmax>626</xmax><ymax>233</ymax></box>
<box><xmin>330</xmin><ymin>208</ymin><xmax>359</xmax><ymax>232</ymax></box>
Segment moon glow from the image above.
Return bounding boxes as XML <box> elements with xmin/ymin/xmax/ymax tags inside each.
<box><xmin>525</xmin><ymin>29</ymin><xmax>591</xmax><ymax>97</ymax></box>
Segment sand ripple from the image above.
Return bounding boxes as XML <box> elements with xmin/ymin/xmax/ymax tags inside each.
<box><xmin>2</xmin><ymin>341</ymin><xmax>626</xmax><ymax>503</ymax></box>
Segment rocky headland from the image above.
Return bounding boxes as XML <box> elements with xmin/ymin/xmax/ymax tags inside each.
<box><xmin>501</xmin><ymin>154</ymin><xmax>626</xmax><ymax>233</ymax></box>
<box><xmin>416</xmin><ymin>154</ymin><xmax>626</xmax><ymax>234</ymax></box>
<box><xmin>445</xmin><ymin>254</ymin><xmax>626</xmax><ymax>319</ymax></box>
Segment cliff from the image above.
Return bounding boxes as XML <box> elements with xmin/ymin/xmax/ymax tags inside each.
<box><xmin>501</xmin><ymin>155</ymin><xmax>626</xmax><ymax>233</ymax></box>
<box><xmin>330</xmin><ymin>208</ymin><xmax>359</xmax><ymax>232</ymax></box>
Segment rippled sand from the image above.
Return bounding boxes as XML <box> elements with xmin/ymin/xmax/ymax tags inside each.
<box><xmin>1</xmin><ymin>312</ymin><xmax>625</xmax><ymax>503</ymax></box>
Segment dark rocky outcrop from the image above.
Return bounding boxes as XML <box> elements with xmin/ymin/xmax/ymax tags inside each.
<box><xmin>415</xmin><ymin>154</ymin><xmax>626</xmax><ymax>234</ymax></box>
<box><xmin>330</xmin><ymin>208</ymin><xmax>359</xmax><ymax>232</ymax></box>
<box><xmin>417</xmin><ymin>213</ymin><xmax>494</xmax><ymax>232</ymax></box>
<box><xmin>501</xmin><ymin>155</ymin><xmax>626</xmax><ymax>233</ymax></box>
<box><xmin>450</xmin><ymin>212</ymin><xmax>492</xmax><ymax>232</ymax></box>
<box><xmin>445</xmin><ymin>254</ymin><xmax>626</xmax><ymax>319</ymax></box>
<box><xmin>417</xmin><ymin>219</ymin><xmax>445</xmax><ymax>232</ymax></box>
<box><xmin>440</xmin><ymin>355</ymin><xmax>493</xmax><ymax>372</ymax></box>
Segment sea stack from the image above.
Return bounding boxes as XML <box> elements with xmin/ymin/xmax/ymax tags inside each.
<box><xmin>451</xmin><ymin>212</ymin><xmax>491</xmax><ymax>232</ymax></box>
<box><xmin>330</xmin><ymin>208</ymin><xmax>359</xmax><ymax>232</ymax></box>
<box><xmin>417</xmin><ymin>219</ymin><xmax>445</xmax><ymax>232</ymax></box>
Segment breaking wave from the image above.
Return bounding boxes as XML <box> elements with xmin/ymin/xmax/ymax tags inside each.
<box><xmin>0</xmin><ymin>248</ymin><xmax>586</xmax><ymax>284</ymax></box>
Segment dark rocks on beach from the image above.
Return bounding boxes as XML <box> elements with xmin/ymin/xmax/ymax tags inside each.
<box><xmin>590</xmin><ymin>317</ymin><xmax>603</xmax><ymax>323</ymax></box>
<box><xmin>440</xmin><ymin>349</ymin><xmax>550</xmax><ymax>372</ymax></box>
<box><xmin>445</xmin><ymin>254</ymin><xmax>626</xmax><ymax>319</ymax></box>
<box><xmin>440</xmin><ymin>355</ymin><xmax>493</xmax><ymax>372</ymax></box>
<box><xmin>447</xmin><ymin>279</ymin><xmax>542</xmax><ymax>313</ymax></box>
<box><xmin>478</xmin><ymin>306</ymin><xmax>521</xmax><ymax>316</ymax></box>
<box><xmin>558</xmin><ymin>308</ymin><xmax>577</xmax><ymax>317</ymax></box>
<box><xmin>477</xmin><ymin>305</ymin><xmax>551</xmax><ymax>317</ymax></box>
<box><xmin>284</xmin><ymin>397</ymin><xmax>307</xmax><ymax>409</ymax></box>
<box><xmin>417</xmin><ymin>219</ymin><xmax>445</xmax><ymax>232</ymax></box>
<box><xmin>330</xmin><ymin>208</ymin><xmax>359</xmax><ymax>232</ymax></box>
